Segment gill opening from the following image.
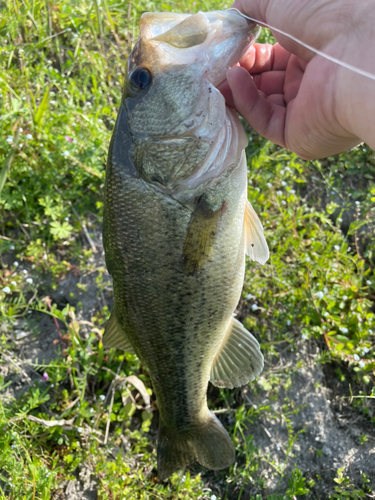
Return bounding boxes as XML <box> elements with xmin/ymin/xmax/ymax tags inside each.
<box><xmin>227</xmin><ymin>7</ymin><xmax>375</xmax><ymax>83</ymax></box>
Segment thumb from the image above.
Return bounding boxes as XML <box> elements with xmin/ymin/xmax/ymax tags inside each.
<box><xmin>227</xmin><ymin>66</ymin><xmax>286</xmax><ymax>148</ymax></box>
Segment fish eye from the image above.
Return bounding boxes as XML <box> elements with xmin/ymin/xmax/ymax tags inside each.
<box><xmin>130</xmin><ymin>67</ymin><xmax>152</xmax><ymax>90</ymax></box>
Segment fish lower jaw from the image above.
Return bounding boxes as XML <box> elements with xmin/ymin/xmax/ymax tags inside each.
<box><xmin>173</xmin><ymin>108</ymin><xmax>248</xmax><ymax>194</ymax></box>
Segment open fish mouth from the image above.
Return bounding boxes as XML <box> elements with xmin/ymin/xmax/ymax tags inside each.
<box><xmin>124</xmin><ymin>11</ymin><xmax>259</xmax><ymax>194</ymax></box>
<box><xmin>129</xmin><ymin>10</ymin><xmax>259</xmax><ymax>87</ymax></box>
<box><xmin>104</xmin><ymin>10</ymin><xmax>268</xmax><ymax>480</ymax></box>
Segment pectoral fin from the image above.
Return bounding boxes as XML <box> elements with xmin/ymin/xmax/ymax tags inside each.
<box><xmin>183</xmin><ymin>196</ymin><xmax>225</xmax><ymax>275</ymax></box>
<box><xmin>244</xmin><ymin>200</ymin><xmax>269</xmax><ymax>264</ymax></box>
<box><xmin>103</xmin><ymin>308</ymin><xmax>135</xmax><ymax>353</ymax></box>
<box><xmin>210</xmin><ymin>316</ymin><xmax>264</xmax><ymax>389</ymax></box>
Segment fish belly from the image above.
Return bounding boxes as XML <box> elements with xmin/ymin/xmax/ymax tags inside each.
<box><xmin>104</xmin><ymin>152</ymin><xmax>247</xmax><ymax>475</ymax></box>
<box><xmin>105</xmin><ymin>154</ymin><xmax>247</xmax><ymax>426</ymax></box>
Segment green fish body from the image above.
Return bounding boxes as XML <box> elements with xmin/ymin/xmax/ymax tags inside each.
<box><xmin>103</xmin><ymin>11</ymin><xmax>268</xmax><ymax>479</ymax></box>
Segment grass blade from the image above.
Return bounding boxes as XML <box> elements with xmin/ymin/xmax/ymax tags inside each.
<box><xmin>93</xmin><ymin>0</ymin><xmax>103</xmax><ymax>38</ymax></box>
<box><xmin>34</xmin><ymin>84</ymin><xmax>50</xmax><ymax>125</ymax></box>
<box><xmin>0</xmin><ymin>128</ymin><xmax>20</xmax><ymax>200</ymax></box>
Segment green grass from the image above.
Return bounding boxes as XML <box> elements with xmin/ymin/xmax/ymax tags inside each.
<box><xmin>1</xmin><ymin>0</ymin><xmax>374</xmax><ymax>499</ymax></box>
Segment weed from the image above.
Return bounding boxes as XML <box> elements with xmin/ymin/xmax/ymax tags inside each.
<box><xmin>0</xmin><ymin>0</ymin><xmax>374</xmax><ymax>499</ymax></box>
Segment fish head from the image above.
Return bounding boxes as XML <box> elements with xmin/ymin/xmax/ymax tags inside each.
<box><xmin>121</xmin><ymin>11</ymin><xmax>259</xmax><ymax>192</ymax></box>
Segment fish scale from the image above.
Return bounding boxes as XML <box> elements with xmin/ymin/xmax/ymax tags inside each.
<box><xmin>103</xmin><ymin>10</ymin><xmax>268</xmax><ymax>479</ymax></box>
<box><xmin>105</xmin><ymin>150</ymin><xmax>246</xmax><ymax>424</ymax></box>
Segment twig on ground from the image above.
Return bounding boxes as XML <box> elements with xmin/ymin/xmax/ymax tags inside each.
<box><xmin>72</xmin><ymin>206</ymin><xmax>97</xmax><ymax>254</ymax></box>
<box><xmin>104</xmin><ymin>387</ymin><xmax>115</xmax><ymax>445</ymax></box>
<box><xmin>261</xmin><ymin>424</ymin><xmax>272</xmax><ymax>439</ymax></box>
<box><xmin>83</xmin><ymin>424</ymin><xmax>103</xmax><ymax>437</ymax></box>
<box><xmin>212</xmin><ymin>408</ymin><xmax>235</xmax><ymax>414</ymax></box>
<box><xmin>15</xmin><ymin>219</ymin><xmax>30</xmax><ymax>239</ymax></box>
<box><xmin>40</xmin><ymin>29</ymin><xmax>69</xmax><ymax>43</ymax></box>
<box><xmin>26</xmin><ymin>415</ymin><xmax>75</xmax><ymax>428</ymax></box>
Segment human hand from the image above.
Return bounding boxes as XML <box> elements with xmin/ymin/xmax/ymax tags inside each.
<box><xmin>220</xmin><ymin>0</ymin><xmax>375</xmax><ymax>159</ymax></box>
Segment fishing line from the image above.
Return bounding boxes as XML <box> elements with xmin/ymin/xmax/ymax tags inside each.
<box><xmin>227</xmin><ymin>7</ymin><xmax>375</xmax><ymax>82</ymax></box>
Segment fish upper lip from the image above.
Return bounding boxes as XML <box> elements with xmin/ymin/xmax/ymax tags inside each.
<box><xmin>136</xmin><ymin>11</ymin><xmax>257</xmax><ymax>84</ymax></box>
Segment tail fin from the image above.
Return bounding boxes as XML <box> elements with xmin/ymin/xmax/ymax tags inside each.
<box><xmin>191</xmin><ymin>412</ymin><xmax>235</xmax><ymax>470</ymax></box>
<box><xmin>157</xmin><ymin>427</ymin><xmax>195</xmax><ymax>481</ymax></box>
<box><xmin>157</xmin><ymin>412</ymin><xmax>235</xmax><ymax>480</ymax></box>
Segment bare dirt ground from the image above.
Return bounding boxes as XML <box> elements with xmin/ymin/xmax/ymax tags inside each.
<box><xmin>239</xmin><ymin>344</ymin><xmax>375</xmax><ymax>498</ymax></box>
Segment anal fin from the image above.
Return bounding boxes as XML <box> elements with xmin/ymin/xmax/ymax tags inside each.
<box><xmin>103</xmin><ymin>308</ymin><xmax>135</xmax><ymax>354</ymax></box>
<box><xmin>210</xmin><ymin>316</ymin><xmax>264</xmax><ymax>389</ymax></box>
<box><xmin>244</xmin><ymin>199</ymin><xmax>269</xmax><ymax>264</ymax></box>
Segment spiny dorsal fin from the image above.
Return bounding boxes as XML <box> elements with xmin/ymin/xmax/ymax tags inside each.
<box><xmin>183</xmin><ymin>196</ymin><xmax>225</xmax><ymax>275</ymax></box>
<box><xmin>244</xmin><ymin>199</ymin><xmax>269</xmax><ymax>265</ymax></box>
<box><xmin>210</xmin><ymin>316</ymin><xmax>264</xmax><ymax>389</ymax></box>
<box><xmin>103</xmin><ymin>308</ymin><xmax>135</xmax><ymax>354</ymax></box>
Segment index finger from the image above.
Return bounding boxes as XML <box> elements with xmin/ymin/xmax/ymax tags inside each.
<box><xmin>240</xmin><ymin>43</ymin><xmax>292</xmax><ymax>73</ymax></box>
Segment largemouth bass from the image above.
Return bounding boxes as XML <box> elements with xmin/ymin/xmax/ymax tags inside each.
<box><xmin>103</xmin><ymin>10</ymin><xmax>269</xmax><ymax>479</ymax></box>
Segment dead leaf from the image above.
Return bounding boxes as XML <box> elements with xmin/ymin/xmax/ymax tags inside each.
<box><xmin>125</xmin><ymin>375</ymin><xmax>151</xmax><ymax>410</ymax></box>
